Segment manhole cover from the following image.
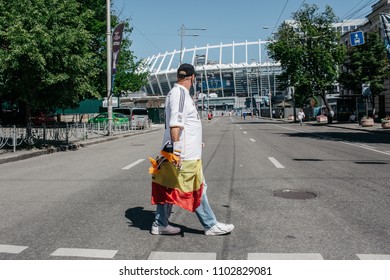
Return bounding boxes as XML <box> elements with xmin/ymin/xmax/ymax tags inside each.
<box><xmin>273</xmin><ymin>189</ymin><xmax>318</xmax><ymax>200</ymax></box>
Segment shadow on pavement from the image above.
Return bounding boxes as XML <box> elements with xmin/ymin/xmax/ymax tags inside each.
<box><xmin>125</xmin><ymin>207</ymin><xmax>155</xmax><ymax>231</ymax></box>
<box><xmin>124</xmin><ymin>206</ymin><xmax>204</xmax><ymax>235</ymax></box>
<box><xmin>277</xmin><ymin>131</ymin><xmax>390</xmax><ymax>145</ymax></box>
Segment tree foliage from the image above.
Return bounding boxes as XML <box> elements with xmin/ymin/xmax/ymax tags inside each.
<box><xmin>268</xmin><ymin>4</ymin><xmax>346</xmax><ymax>121</ymax></box>
<box><xmin>339</xmin><ymin>32</ymin><xmax>390</xmax><ymax>112</ymax></box>
<box><xmin>0</xmin><ymin>0</ymin><xmax>99</xmax><ymax>112</ymax></box>
<box><xmin>0</xmin><ymin>0</ymin><xmax>147</xmax><ymax>123</ymax></box>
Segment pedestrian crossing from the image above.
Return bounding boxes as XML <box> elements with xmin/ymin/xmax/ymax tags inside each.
<box><xmin>1</xmin><ymin>244</ymin><xmax>389</xmax><ymax>260</ymax></box>
<box><xmin>51</xmin><ymin>248</ymin><xmax>118</xmax><ymax>259</ymax></box>
<box><xmin>147</xmin><ymin>252</ymin><xmax>390</xmax><ymax>260</ymax></box>
<box><xmin>0</xmin><ymin>244</ymin><xmax>28</xmax><ymax>254</ymax></box>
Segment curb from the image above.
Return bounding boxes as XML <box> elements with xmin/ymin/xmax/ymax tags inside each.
<box><xmin>259</xmin><ymin>117</ymin><xmax>390</xmax><ymax>135</ymax></box>
<box><xmin>325</xmin><ymin>124</ymin><xmax>390</xmax><ymax>135</ymax></box>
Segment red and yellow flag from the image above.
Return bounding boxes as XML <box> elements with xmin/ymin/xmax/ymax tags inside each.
<box><xmin>151</xmin><ymin>160</ymin><xmax>203</xmax><ymax>212</ymax></box>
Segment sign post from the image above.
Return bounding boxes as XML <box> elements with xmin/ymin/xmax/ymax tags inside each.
<box><xmin>362</xmin><ymin>83</ymin><xmax>371</xmax><ymax>117</ymax></box>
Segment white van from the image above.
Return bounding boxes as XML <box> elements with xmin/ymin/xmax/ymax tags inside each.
<box><xmin>114</xmin><ymin>108</ymin><xmax>149</xmax><ymax>129</ymax></box>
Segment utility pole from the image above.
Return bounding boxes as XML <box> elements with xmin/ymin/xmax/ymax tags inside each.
<box><xmin>267</xmin><ymin>63</ymin><xmax>272</xmax><ymax>119</ymax></box>
<box><xmin>106</xmin><ymin>0</ymin><xmax>112</xmax><ymax>135</ymax></box>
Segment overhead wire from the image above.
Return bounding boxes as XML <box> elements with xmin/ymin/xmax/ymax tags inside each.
<box><xmin>261</xmin><ymin>0</ymin><xmax>292</xmax><ymax>62</ymax></box>
<box><xmin>339</xmin><ymin>0</ymin><xmax>367</xmax><ymax>20</ymax></box>
<box><xmin>112</xmin><ymin>2</ymin><xmax>172</xmax><ymax>59</ymax></box>
<box><xmin>271</xmin><ymin>0</ymin><xmax>290</xmax><ymax>35</ymax></box>
<box><xmin>335</xmin><ymin>0</ymin><xmax>377</xmax><ymax>29</ymax></box>
<box><xmin>262</xmin><ymin>0</ymin><xmax>307</xmax><ymax>62</ymax></box>
<box><xmin>339</xmin><ymin>0</ymin><xmax>377</xmax><ymax>21</ymax></box>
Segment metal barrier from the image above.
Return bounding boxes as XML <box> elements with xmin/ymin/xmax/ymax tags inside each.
<box><xmin>0</xmin><ymin>122</ymin><xmax>142</xmax><ymax>152</ymax></box>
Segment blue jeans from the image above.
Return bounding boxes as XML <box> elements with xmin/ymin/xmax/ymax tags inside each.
<box><xmin>154</xmin><ymin>181</ymin><xmax>217</xmax><ymax>229</ymax></box>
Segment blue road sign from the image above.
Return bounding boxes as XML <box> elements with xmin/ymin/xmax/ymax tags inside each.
<box><xmin>350</xmin><ymin>31</ymin><xmax>365</xmax><ymax>47</ymax></box>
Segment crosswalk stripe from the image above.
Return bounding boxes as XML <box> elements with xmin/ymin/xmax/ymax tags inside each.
<box><xmin>0</xmin><ymin>244</ymin><xmax>28</xmax><ymax>254</ymax></box>
<box><xmin>148</xmin><ymin>251</ymin><xmax>216</xmax><ymax>260</ymax></box>
<box><xmin>248</xmin><ymin>253</ymin><xmax>323</xmax><ymax>260</ymax></box>
<box><xmin>2</xmin><ymin>243</ymin><xmax>388</xmax><ymax>260</ymax></box>
<box><xmin>357</xmin><ymin>254</ymin><xmax>390</xmax><ymax>260</ymax></box>
<box><xmin>51</xmin><ymin>248</ymin><xmax>117</xmax><ymax>259</ymax></box>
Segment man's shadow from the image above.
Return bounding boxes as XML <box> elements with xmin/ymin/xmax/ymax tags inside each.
<box><xmin>124</xmin><ymin>207</ymin><xmax>204</xmax><ymax>235</ymax></box>
<box><xmin>125</xmin><ymin>207</ymin><xmax>155</xmax><ymax>231</ymax></box>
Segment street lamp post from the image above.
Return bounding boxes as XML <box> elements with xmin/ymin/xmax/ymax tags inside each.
<box><xmin>106</xmin><ymin>0</ymin><xmax>112</xmax><ymax>135</ymax></box>
<box><xmin>178</xmin><ymin>24</ymin><xmax>206</xmax><ymax>64</ymax></box>
<box><xmin>267</xmin><ymin>63</ymin><xmax>273</xmax><ymax>119</ymax></box>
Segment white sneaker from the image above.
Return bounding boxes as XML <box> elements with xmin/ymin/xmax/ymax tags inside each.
<box><xmin>151</xmin><ymin>224</ymin><xmax>181</xmax><ymax>235</ymax></box>
<box><xmin>205</xmin><ymin>222</ymin><xmax>234</xmax><ymax>236</ymax></box>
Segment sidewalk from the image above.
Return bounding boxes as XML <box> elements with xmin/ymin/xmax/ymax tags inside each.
<box><xmin>264</xmin><ymin>116</ymin><xmax>390</xmax><ymax>135</ymax></box>
<box><xmin>307</xmin><ymin>120</ymin><xmax>390</xmax><ymax>135</ymax></box>
<box><xmin>263</xmin><ymin>118</ymin><xmax>390</xmax><ymax>137</ymax></box>
<box><xmin>0</xmin><ymin>124</ymin><xmax>165</xmax><ymax>165</ymax></box>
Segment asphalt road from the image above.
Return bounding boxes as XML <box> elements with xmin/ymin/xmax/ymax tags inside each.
<box><xmin>0</xmin><ymin>116</ymin><xmax>389</xmax><ymax>260</ymax></box>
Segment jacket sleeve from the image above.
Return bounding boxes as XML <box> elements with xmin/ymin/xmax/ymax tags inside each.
<box><xmin>168</xmin><ymin>90</ymin><xmax>186</xmax><ymax>128</ymax></box>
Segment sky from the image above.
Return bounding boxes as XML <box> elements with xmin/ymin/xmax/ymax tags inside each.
<box><xmin>112</xmin><ymin>0</ymin><xmax>377</xmax><ymax>60</ymax></box>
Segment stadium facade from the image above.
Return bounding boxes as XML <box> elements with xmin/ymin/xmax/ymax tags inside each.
<box><xmin>138</xmin><ymin>40</ymin><xmax>285</xmax><ymax>111</ymax></box>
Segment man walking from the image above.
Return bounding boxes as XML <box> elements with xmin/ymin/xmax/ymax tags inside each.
<box><xmin>150</xmin><ymin>63</ymin><xmax>234</xmax><ymax>236</ymax></box>
<box><xmin>298</xmin><ymin>108</ymin><xmax>305</xmax><ymax>126</ymax></box>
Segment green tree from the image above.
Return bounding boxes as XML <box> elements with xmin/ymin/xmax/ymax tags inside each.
<box><xmin>0</xmin><ymin>0</ymin><xmax>99</xmax><ymax>122</ymax></box>
<box><xmin>76</xmin><ymin>0</ymin><xmax>107</xmax><ymax>96</ymax></box>
<box><xmin>0</xmin><ymin>0</ymin><xmax>147</xmax><ymax>124</ymax></box>
<box><xmin>339</xmin><ymin>32</ymin><xmax>390</xmax><ymax>118</ymax></box>
<box><xmin>268</xmin><ymin>4</ymin><xmax>346</xmax><ymax>123</ymax></box>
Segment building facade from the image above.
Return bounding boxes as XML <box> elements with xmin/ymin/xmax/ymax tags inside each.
<box><xmin>340</xmin><ymin>0</ymin><xmax>390</xmax><ymax>118</ymax></box>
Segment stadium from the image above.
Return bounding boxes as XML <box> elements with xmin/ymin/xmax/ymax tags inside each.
<box><xmin>138</xmin><ymin>40</ymin><xmax>287</xmax><ymax>114</ymax></box>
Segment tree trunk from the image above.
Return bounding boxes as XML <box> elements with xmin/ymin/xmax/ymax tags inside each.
<box><xmin>370</xmin><ymin>94</ymin><xmax>376</xmax><ymax>119</ymax></box>
<box><xmin>320</xmin><ymin>92</ymin><xmax>333</xmax><ymax>124</ymax></box>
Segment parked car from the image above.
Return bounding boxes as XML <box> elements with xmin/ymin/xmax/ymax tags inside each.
<box><xmin>114</xmin><ymin>108</ymin><xmax>149</xmax><ymax>129</ymax></box>
<box><xmin>30</xmin><ymin>112</ymin><xmax>57</xmax><ymax>126</ymax></box>
<box><xmin>88</xmin><ymin>112</ymin><xmax>129</xmax><ymax>125</ymax></box>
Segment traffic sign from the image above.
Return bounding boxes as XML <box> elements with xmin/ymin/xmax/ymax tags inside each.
<box><xmin>350</xmin><ymin>31</ymin><xmax>365</xmax><ymax>47</ymax></box>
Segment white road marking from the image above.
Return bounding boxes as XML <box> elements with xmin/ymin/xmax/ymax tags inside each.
<box><xmin>250</xmin><ymin>138</ymin><xmax>256</xmax><ymax>142</ymax></box>
<box><xmin>357</xmin><ymin>254</ymin><xmax>390</xmax><ymax>260</ymax></box>
<box><xmin>248</xmin><ymin>253</ymin><xmax>323</xmax><ymax>260</ymax></box>
<box><xmin>273</xmin><ymin>124</ymin><xmax>304</xmax><ymax>133</ymax></box>
<box><xmin>243</xmin><ymin>131</ymin><xmax>247</xmax><ymax>134</ymax></box>
<box><xmin>122</xmin><ymin>159</ymin><xmax>145</xmax><ymax>170</ymax></box>
<box><xmin>340</xmin><ymin>141</ymin><xmax>390</xmax><ymax>156</ymax></box>
<box><xmin>148</xmin><ymin>251</ymin><xmax>216</xmax><ymax>260</ymax></box>
<box><xmin>268</xmin><ymin>157</ymin><xmax>285</xmax><ymax>168</ymax></box>
<box><xmin>273</xmin><ymin>124</ymin><xmax>389</xmax><ymax>156</ymax></box>
<box><xmin>359</xmin><ymin>144</ymin><xmax>375</xmax><ymax>149</ymax></box>
<box><xmin>0</xmin><ymin>244</ymin><xmax>28</xmax><ymax>254</ymax></box>
<box><xmin>51</xmin><ymin>248</ymin><xmax>117</xmax><ymax>259</ymax></box>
